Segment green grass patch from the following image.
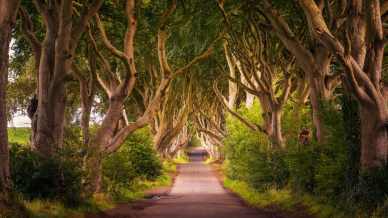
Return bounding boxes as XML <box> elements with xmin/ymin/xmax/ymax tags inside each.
<box><xmin>102</xmin><ymin>160</ymin><xmax>177</xmax><ymax>202</ymax></box>
<box><xmin>24</xmin><ymin>193</ymin><xmax>114</xmax><ymax>218</ymax></box>
<box><xmin>223</xmin><ymin>178</ymin><xmax>379</xmax><ymax>218</ymax></box>
<box><xmin>24</xmin><ymin>161</ymin><xmax>177</xmax><ymax>217</ymax></box>
<box><xmin>173</xmin><ymin>153</ymin><xmax>189</xmax><ymax>164</ymax></box>
<box><xmin>8</xmin><ymin>127</ymin><xmax>31</xmax><ymax>145</ymax></box>
<box><xmin>224</xmin><ymin>179</ymin><xmax>298</xmax><ymax>210</ymax></box>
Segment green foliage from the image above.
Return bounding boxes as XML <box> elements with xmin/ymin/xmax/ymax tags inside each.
<box><xmin>223</xmin><ymin>96</ymin><xmax>388</xmax><ymax>217</ymax></box>
<box><xmin>24</xmin><ymin>193</ymin><xmax>115</xmax><ymax>218</ymax></box>
<box><xmin>286</xmin><ymin>146</ymin><xmax>318</xmax><ymax>193</ymax></box>
<box><xmin>224</xmin><ymin>102</ymin><xmax>289</xmax><ymax>190</ymax></box>
<box><xmin>9</xmin><ymin>145</ymin><xmax>84</xmax><ymax>206</ymax></box>
<box><xmin>286</xmin><ymin>101</ymin><xmax>349</xmax><ymax>197</ymax></box>
<box><xmin>102</xmin><ymin>127</ymin><xmax>162</xmax><ymax>200</ymax></box>
<box><xmin>340</xmin><ymin>94</ymin><xmax>361</xmax><ymax>188</ymax></box>
<box><xmin>7</xmin><ymin>128</ymin><xmax>31</xmax><ymax>145</ymax></box>
<box><xmin>189</xmin><ymin>135</ymin><xmax>202</xmax><ymax>147</ymax></box>
<box><xmin>356</xmin><ymin>165</ymin><xmax>388</xmax><ymax>210</ymax></box>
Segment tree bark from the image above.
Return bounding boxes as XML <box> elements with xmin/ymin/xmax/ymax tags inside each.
<box><xmin>73</xmin><ymin>55</ymin><xmax>96</xmax><ymax>146</ymax></box>
<box><xmin>0</xmin><ymin>0</ymin><xmax>21</xmax><ymax>204</ymax></box>
<box><xmin>224</xmin><ymin>42</ymin><xmax>238</xmax><ymax>108</ymax></box>
<box><xmin>31</xmin><ymin>0</ymin><xmax>103</xmax><ymax>157</ymax></box>
<box><xmin>86</xmin><ymin>98</ymin><xmax>125</xmax><ymax>193</ymax></box>
<box><xmin>297</xmin><ymin>0</ymin><xmax>388</xmax><ymax>169</ymax></box>
<box><xmin>271</xmin><ymin>108</ymin><xmax>284</xmax><ymax>148</ymax></box>
<box><xmin>260</xmin><ymin>0</ymin><xmax>341</xmax><ymax>143</ymax></box>
<box><xmin>359</xmin><ymin>107</ymin><xmax>386</xmax><ymax>169</ymax></box>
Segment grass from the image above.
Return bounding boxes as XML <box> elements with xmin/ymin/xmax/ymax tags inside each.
<box><xmin>173</xmin><ymin>153</ymin><xmax>189</xmax><ymax>164</ymax></box>
<box><xmin>224</xmin><ymin>179</ymin><xmax>298</xmax><ymax>210</ymax></box>
<box><xmin>111</xmin><ymin>161</ymin><xmax>176</xmax><ymax>202</ymax></box>
<box><xmin>22</xmin><ymin>161</ymin><xmax>177</xmax><ymax>218</ymax></box>
<box><xmin>213</xmin><ymin>161</ymin><xmax>351</xmax><ymax>218</ymax></box>
<box><xmin>223</xmin><ymin>178</ymin><xmax>386</xmax><ymax>218</ymax></box>
<box><xmin>7</xmin><ymin>127</ymin><xmax>31</xmax><ymax>145</ymax></box>
<box><xmin>24</xmin><ymin>194</ymin><xmax>114</xmax><ymax>218</ymax></box>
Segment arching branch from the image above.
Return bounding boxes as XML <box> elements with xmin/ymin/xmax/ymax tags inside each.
<box><xmin>213</xmin><ymin>82</ymin><xmax>266</xmax><ymax>133</ymax></box>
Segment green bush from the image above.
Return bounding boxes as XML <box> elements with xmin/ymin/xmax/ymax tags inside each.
<box><xmin>285</xmin><ymin>146</ymin><xmax>318</xmax><ymax>193</ymax></box>
<box><xmin>9</xmin><ymin>144</ymin><xmax>84</xmax><ymax>206</ymax></box>
<box><xmin>223</xmin><ymin>102</ymin><xmax>289</xmax><ymax>190</ymax></box>
<box><xmin>102</xmin><ymin>127</ymin><xmax>162</xmax><ymax>199</ymax></box>
<box><xmin>355</xmin><ymin>165</ymin><xmax>388</xmax><ymax>210</ymax></box>
<box><xmin>7</xmin><ymin>128</ymin><xmax>31</xmax><ymax>145</ymax></box>
<box><xmin>222</xmin><ymin>95</ymin><xmax>388</xmax><ymax>217</ymax></box>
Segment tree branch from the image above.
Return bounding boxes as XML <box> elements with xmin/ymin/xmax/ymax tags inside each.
<box><xmin>71</xmin><ymin>0</ymin><xmax>103</xmax><ymax>52</ymax></box>
<box><xmin>213</xmin><ymin>82</ymin><xmax>266</xmax><ymax>133</ymax></box>
<box><xmin>95</xmin><ymin>14</ymin><xmax>128</xmax><ymax>61</ymax></box>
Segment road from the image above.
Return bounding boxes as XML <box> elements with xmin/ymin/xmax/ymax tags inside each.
<box><xmin>98</xmin><ymin>148</ymin><xmax>271</xmax><ymax>218</ymax></box>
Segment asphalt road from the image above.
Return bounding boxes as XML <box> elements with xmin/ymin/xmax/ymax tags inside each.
<box><xmin>130</xmin><ymin>148</ymin><xmax>264</xmax><ymax>218</ymax></box>
<box><xmin>95</xmin><ymin>148</ymin><xmax>275</xmax><ymax>218</ymax></box>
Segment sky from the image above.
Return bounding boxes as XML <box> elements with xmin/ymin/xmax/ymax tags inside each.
<box><xmin>7</xmin><ymin>40</ymin><xmax>103</xmax><ymax>128</ymax></box>
<box><xmin>8</xmin><ymin>114</ymin><xmax>31</xmax><ymax>128</ymax></box>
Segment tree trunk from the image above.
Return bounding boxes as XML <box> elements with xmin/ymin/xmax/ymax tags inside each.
<box><xmin>79</xmin><ymin>75</ymin><xmax>95</xmax><ymax>146</ymax></box>
<box><xmin>309</xmin><ymin>46</ymin><xmax>332</xmax><ymax>143</ymax></box>
<box><xmin>31</xmin><ymin>0</ymin><xmax>102</xmax><ymax>157</ymax></box>
<box><xmin>309</xmin><ymin>79</ymin><xmax>325</xmax><ymax>143</ymax></box>
<box><xmin>360</xmin><ymin>106</ymin><xmax>388</xmax><ymax>169</ymax></box>
<box><xmin>224</xmin><ymin>42</ymin><xmax>238</xmax><ymax>108</ymax></box>
<box><xmin>81</xmin><ymin>100</ymin><xmax>92</xmax><ymax>146</ymax></box>
<box><xmin>257</xmin><ymin>95</ymin><xmax>273</xmax><ymax>135</ymax></box>
<box><xmin>86</xmin><ymin>98</ymin><xmax>124</xmax><ymax>193</ymax></box>
<box><xmin>0</xmin><ymin>0</ymin><xmax>20</xmax><ymax>204</ymax></box>
<box><xmin>34</xmin><ymin>57</ymin><xmax>67</xmax><ymax>156</ymax></box>
<box><xmin>296</xmin><ymin>0</ymin><xmax>388</xmax><ymax>169</ymax></box>
<box><xmin>32</xmin><ymin>16</ymin><xmax>63</xmax><ymax>156</ymax></box>
<box><xmin>245</xmin><ymin>92</ymin><xmax>255</xmax><ymax>108</ymax></box>
<box><xmin>271</xmin><ymin>109</ymin><xmax>284</xmax><ymax>148</ymax></box>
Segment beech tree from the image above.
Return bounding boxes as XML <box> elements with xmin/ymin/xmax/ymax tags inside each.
<box><xmin>214</xmin><ymin>32</ymin><xmax>295</xmax><ymax>148</ymax></box>
<box><xmin>195</xmin><ymin>108</ymin><xmax>225</xmax><ymax>160</ymax></box>
<box><xmin>295</xmin><ymin>0</ymin><xmax>387</xmax><ymax>169</ymax></box>
<box><xmin>19</xmin><ymin>0</ymin><xmax>103</xmax><ymax>157</ymax></box>
<box><xmin>254</xmin><ymin>0</ymin><xmax>341</xmax><ymax>143</ymax></box>
<box><xmin>72</xmin><ymin>52</ymin><xmax>97</xmax><ymax>146</ymax></box>
<box><xmin>84</xmin><ymin>0</ymin><xmax>215</xmax><ymax>193</ymax></box>
<box><xmin>152</xmin><ymin>81</ymin><xmax>193</xmax><ymax>156</ymax></box>
<box><xmin>0</xmin><ymin>0</ymin><xmax>21</xmax><ymax>205</ymax></box>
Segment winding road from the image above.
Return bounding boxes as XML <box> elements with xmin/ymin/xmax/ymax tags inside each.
<box><xmin>98</xmin><ymin>148</ymin><xmax>271</xmax><ymax>218</ymax></box>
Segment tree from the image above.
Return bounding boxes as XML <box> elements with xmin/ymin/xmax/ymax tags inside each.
<box><xmin>72</xmin><ymin>52</ymin><xmax>97</xmax><ymax>146</ymax></box>
<box><xmin>84</xmin><ymin>0</ymin><xmax>215</xmax><ymax>193</ymax></box>
<box><xmin>214</xmin><ymin>18</ymin><xmax>295</xmax><ymax>147</ymax></box>
<box><xmin>20</xmin><ymin>0</ymin><xmax>103</xmax><ymax>157</ymax></box>
<box><xmin>0</xmin><ymin>0</ymin><xmax>21</xmax><ymax>205</ymax></box>
<box><xmin>256</xmin><ymin>0</ymin><xmax>341</xmax><ymax>143</ymax></box>
<box><xmin>152</xmin><ymin>79</ymin><xmax>193</xmax><ymax>156</ymax></box>
<box><xmin>296</xmin><ymin>0</ymin><xmax>388</xmax><ymax>169</ymax></box>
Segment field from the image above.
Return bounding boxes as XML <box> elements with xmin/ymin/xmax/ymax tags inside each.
<box><xmin>7</xmin><ymin>127</ymin><xmax>31</xmax><ymax>145</ymax></box>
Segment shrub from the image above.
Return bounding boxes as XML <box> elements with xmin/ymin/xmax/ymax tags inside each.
<box><xmin>9</xmin><ymin>144</ymin><xmax>84</xmax><ymax>206</ymax></box>
<box><xmin>286</xmin><ymin>145</ymin><xmax>318</xmax><ymax>193</ymax></box>
<box><xmin>223</xmin><ymin>101</ymin><xmax>289</xmax><ymax>190</ymax></box>
<box><xmin>102</xmin><ymin>127</ymin><xmax>162</xmax><ymax>199</ymax></box>
<box><xmin>355</xmin><ymin>165</ymin><xmax>388</xmax><ymax>210</ymax></box>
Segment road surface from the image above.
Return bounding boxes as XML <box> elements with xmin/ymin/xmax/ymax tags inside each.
<box><xmin>99</xmin><ymin>148</ymin><xmax>272</xmax><ymax>218</ymax></box>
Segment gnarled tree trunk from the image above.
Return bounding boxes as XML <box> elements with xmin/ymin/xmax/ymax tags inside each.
<box><xmin>0</xmin><ymin>0</ymin><xmax>21</xmax><ymax>205</ymax></box>
<box><xmin>27</xmin><ymin>0</ymin><xmax>103</xmax><ymax>157</ymax></box>
<box><xmin>297</xmin><ymin>0</ymin><xmax>388</xmax><ymax>169</ymax></box>
<box><xmin>271</xmin><ymin>108</ymin><xmax>283</xmax><ymax>148</ymax></box>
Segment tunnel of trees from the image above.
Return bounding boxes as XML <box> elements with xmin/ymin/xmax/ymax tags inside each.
<box><xmin>0</xmin><ymin>0</ymin><xmax>387</xmax><ymax>217</ymax></box>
